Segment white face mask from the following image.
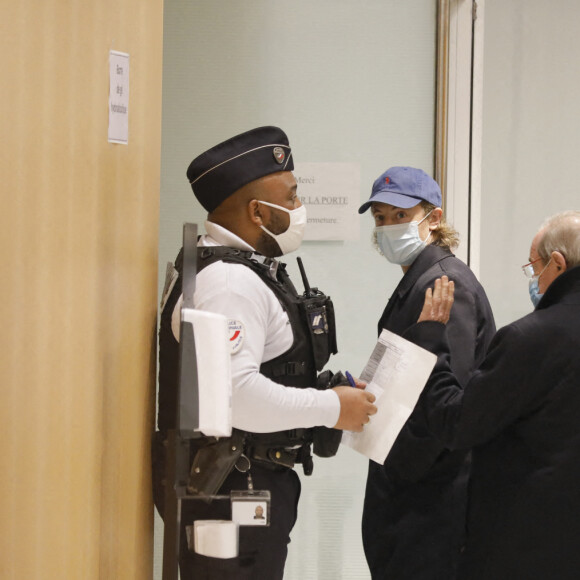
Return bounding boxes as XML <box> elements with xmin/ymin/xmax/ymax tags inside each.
<box><xmin>374</xmin><ymin>211</ymin><xmax>432</xmax><ymax>266</ymax></box>
<box><xmin>257</xmin><ymin>200</ymin><xmax>307</xmax><ymax>255</ymax></box>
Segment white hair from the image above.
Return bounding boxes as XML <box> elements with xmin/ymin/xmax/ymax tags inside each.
<box><xmin>537</xmin><ymin>210</ymin><xmax>580</xmax><ymax>268</ymax></box>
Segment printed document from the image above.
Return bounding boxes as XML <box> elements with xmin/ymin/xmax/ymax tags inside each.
<box><xmin>341</xmin><ymin>328</ymin><xmax>436</xmax><ymax>464</ymax></box>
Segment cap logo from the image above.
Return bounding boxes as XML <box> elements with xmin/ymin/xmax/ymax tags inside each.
<box><xmin>385</xmin><ymin>177</ymin><xmax>390</xmax><ymax>184</ymax></box>
<box><xmin>273</xmin><ymin>146</ymin><xmax>285</xmax><ymax>164</ymax></box>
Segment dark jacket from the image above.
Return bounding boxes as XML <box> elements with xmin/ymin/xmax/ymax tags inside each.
<box><xmin>362</xmin><ymin>245</ymin><xmax>496</xmax><ymax>579</ymax></box>
<box><xmin>406</xmin><ymin>265</ymin><xmax>580</xmax><ymax>580</ymax></box>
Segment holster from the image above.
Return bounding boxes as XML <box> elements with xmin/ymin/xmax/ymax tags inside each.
<box><xmin>187</xmin><ymin>429</ymin><xmax>245</xmax><ymax>497</ymax></box>
<box><xmin>312</xmin><ymin>370</ymin><xmax>346</xmax><ymax>458</ymax></box>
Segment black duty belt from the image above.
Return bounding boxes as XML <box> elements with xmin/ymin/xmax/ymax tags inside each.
<box><xmin>245</xmin><ymin>445</ymin><xmax>300</xmax><ymax>471</ymax></box>
<box><xmin>243</xmin><ymin>440</ymin><xmax>314</xmax><ymax>475</ymax></box>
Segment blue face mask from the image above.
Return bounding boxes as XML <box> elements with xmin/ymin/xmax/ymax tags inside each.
<box><xmin>528</xmin><ymin>258</ymin><xmax>551</xmax><ymax>308</ymax></box>
<box><xmin>528</xmin><ymin>277</ymin><xmax>543</xmax><ymax>307</ymax></box>
<box><xmin>374</xmin><ymin>210</ymin><xmax>433</xmax><ymax>266</ymax></box>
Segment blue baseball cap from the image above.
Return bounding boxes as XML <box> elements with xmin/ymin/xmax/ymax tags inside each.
<box><xmin>358</xmin><ymin>166</ymin><xmax>442</xmax><ymax>214</ymax></box>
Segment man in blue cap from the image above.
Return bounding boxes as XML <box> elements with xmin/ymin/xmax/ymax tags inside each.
<box><xmin>358</xmin><ymin>166</ymin><xmax>496</xmax><ymax>579</ymax></box>
<box><xmin>154</xmin><ymin>126</ymin><xmax>377</xmax><ymax>579</ymax></box>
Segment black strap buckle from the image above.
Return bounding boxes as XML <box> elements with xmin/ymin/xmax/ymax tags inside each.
<box><xmin>272</xmin><ymin>361</ymin><xmax>306</xmax><ymax>377</ymax></box>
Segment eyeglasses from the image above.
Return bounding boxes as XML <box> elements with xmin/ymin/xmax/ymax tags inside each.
<box><xmin>521</xmin><ymin>257</ymin><xmax>542</xmax><ymax>278</ymax></box>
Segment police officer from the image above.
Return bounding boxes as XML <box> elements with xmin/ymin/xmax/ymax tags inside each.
<box><xmin>154</xmin><ymin>126</ymin><xmax>377</xmax><ymax>579</ymax></box>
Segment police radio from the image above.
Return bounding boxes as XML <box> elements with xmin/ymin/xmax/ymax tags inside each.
<box><xmin>296</xmin><ymin>257</ymin><xmax>338</xmax><ymax>371</ymax></box>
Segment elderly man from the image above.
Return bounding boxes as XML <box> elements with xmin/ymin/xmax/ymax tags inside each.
<box><xmin>153</xmin><ymin>126</ymin><xmax>376</xmax><ymax>579</ymax></box>
<box><xmin>409</xmin><ymin>210</ymin><xmax>580</xmax><ymax>580</ymax></box>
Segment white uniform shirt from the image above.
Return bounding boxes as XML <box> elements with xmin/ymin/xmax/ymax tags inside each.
<box><xmin>171</xmin><ymin>221</ymin><xmax>340</xmax><ymax>433</ymax></box>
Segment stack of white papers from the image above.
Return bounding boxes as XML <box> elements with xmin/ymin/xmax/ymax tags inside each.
<box><xmin>341</xmin><ymin>328</ymin><xmax>436</xmax><ymax>464</ymax></box>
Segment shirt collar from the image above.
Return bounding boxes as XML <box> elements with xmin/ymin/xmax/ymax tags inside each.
<box><xmin>199</xmin><ymin>220</ymin><xmax>256</xmax><ymax>251</ymax></box>
<box><xmin>199</xmin><ymin>221</ymin><xmax>281</xmax><ymax>280</ymax></box>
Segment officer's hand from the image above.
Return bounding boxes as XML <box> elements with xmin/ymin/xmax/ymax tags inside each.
<box><xmin>417</xmin><ymin>275</ymin><xmax>455</xmax><ymax>324</ymax></box>
<box><xmin>332</xmin><ymin>386</ymin><xmax>377</xmax><ymax>432</ymax></box>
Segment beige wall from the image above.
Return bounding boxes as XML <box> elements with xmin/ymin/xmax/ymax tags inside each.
<box><xmin>0</xmin><ymin>1</ymin><xmax>163</xmax><ymax>578</ymax></box>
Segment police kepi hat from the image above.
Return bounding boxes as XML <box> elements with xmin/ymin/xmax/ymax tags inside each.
<box><xmin>187</xmin><ymin>126</ymin><xmax>294</xmax><ymax>212</ymax></box>
<box><xmin>358</xmin><ymin>166</ymin><xmax>442</xmax><ymax>214</ymax></box>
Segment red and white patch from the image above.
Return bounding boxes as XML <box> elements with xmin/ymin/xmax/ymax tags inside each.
<box><xmin>273</xmin><ymin>146</ymin><xmax>285</xmax><ymax>164</ymax></box>
<box><xmin>228</xmin><ymin>319</ymin><xmax>245</xmax><ymax>354</ymax></box>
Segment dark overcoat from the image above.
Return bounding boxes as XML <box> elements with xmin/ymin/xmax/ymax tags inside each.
<box><xmin>362</xmin><ymin>245</ymin><xmax>496</xmax><ymax>579</ymax></box>
<box><xmin>406</xmin><ymin>265</ymin><xmax>580</xmax><ymax>580</ymax></box>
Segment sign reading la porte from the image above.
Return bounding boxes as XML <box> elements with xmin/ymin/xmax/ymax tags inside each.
<box><xmin>293</xmin><ymin>162</ymin><xmax>360</xmax><ymax>241</ymax></box>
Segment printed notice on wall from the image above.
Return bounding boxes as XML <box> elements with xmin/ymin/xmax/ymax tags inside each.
<box><xmin>294</xmin><ymin>162</ymin><xmax>360</xmax><ymax>241</ymax></box>
<box><xmin>108</xmin><ymin>51</ymin><xmax>129</xmax><ymax>144</ymax></box>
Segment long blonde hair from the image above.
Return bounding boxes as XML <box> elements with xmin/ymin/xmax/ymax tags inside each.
<box><xmin>421</xmin><ymin>201</ymin><xmax>460</xmax><ymax>252</ymax></box>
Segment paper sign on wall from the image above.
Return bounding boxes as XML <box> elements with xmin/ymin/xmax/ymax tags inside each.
<box><xmin>108</xmin><ymin>50</ymin><xmax>129</xmax><ymax>144</ymax></box>
<box><xmin>294</xmin><ymin>162</ymin><xmax>361</xmax><ymax>241</ymax></box>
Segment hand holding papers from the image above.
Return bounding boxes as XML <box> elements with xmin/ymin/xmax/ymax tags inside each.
<box><xmin>341</xmin><ymin>329</ymin><xmax>436</xmax><ymax>464</ymax></box>
<box><xmin>332</xmin><ymin>381</ymin><xmax>377</xmax><ymax>432</ymax></box>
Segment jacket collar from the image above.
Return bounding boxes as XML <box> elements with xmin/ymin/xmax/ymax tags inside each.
<box><xmin>392</xmin><ymin>244</ymin><xmax>454</xmax><ymax>299</ymax></box>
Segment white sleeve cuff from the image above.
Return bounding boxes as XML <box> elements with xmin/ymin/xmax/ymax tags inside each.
<box><xmin>318</xmin><ymin>388</ymin><xmax>341</xmax><ymax>429</ymax></box>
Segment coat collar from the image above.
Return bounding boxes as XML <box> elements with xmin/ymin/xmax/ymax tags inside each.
<box><xmin>392</xmin><ymin>244</ymin><xmax>454</xmax><ymax>299</ymax></box>
<box><xmin>377</xmin><ymin>245</ymin><xmax>455</xmax><ymax>335</ymax></box>
<box><xmin>537</xmin><ymin>264</ymin><xmax>580</xmax><ymax>309</ymax></box>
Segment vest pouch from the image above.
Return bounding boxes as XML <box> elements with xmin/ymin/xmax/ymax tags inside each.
<box><xmin>300</xmin><ymin>295</ymin><xmax>338</xmax><ymax>372</ymax></box>
<box><xmin>312</xmin><ymin>426</ymin><xmax>342</xmax><ymax>457</ymax></box>
<box><xmin>312</xmin><ymin>369</ymin><xmax>346</xmax><ymax>458</ymax></box>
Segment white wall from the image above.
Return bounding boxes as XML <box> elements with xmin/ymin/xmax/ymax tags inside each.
<box><xmin>480</xmin><ymin>0</ymin><xmax>580</xmax><ymax>328</ymax></box>
<box><xmin>157</xmin><ymin>1</ymin><xmax>438</xmax><ymax>578</ymax></box>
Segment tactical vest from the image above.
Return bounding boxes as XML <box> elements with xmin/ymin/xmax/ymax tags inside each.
<box><xmin>157</xmin><ymin>245</ymin><xmax>338</xmax><ymax>478</ymax></box>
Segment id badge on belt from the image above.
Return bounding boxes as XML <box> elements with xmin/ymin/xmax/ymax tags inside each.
<box><xmin>231</xmin><ymin>456</ymin><xmax>271</xmax><ymax>527</ymax></box>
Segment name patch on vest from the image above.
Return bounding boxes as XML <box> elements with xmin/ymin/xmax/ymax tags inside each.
<box><xmin>228</xmin><ymin>319</ymin><xmax>245</xmax><ymax>354</ymax></box>
<box><xmin>309</xmin><ymin>308</ymin><xmax>328</xmax><ymax>335</ymax></box>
